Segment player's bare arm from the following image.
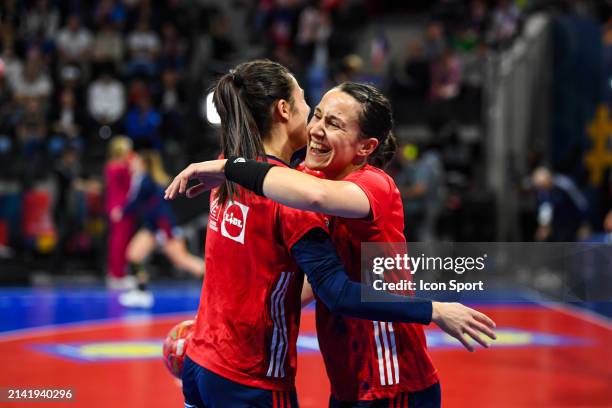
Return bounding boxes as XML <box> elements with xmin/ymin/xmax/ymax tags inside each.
<box><xmin>164</xmin><ymin>159</ymin><xmax>227</xmax><ymax>200</ymax></box>
<box><xmin>166</xmin><ymin>158</ymin><xmax>371</xmax><ymax>218</ymax></box>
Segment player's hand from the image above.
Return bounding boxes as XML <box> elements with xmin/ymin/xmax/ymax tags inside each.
<box><xmin>164</xmin><ymin>160</ymin><xmax>228</xmax><ymax>200</ymax></box>
<box><xmin>431</xmin><ymin>302</ymin><xmax>496</xmax><ymax>352</ymax></box>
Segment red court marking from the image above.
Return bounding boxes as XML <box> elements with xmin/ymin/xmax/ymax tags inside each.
<box><xmin>0</xmin><ymin>306</ymin><xmax>610</xmax><ymax>407</ymax></box>
<box><xmin>430</xmin><ymin>306</ymin><xmax>611</xmax><ymax>408</ymax></box>
<box><xmin>0</xmin><ymin>315</ymin><xmax>186</xmax><ymax>408</ymax></box>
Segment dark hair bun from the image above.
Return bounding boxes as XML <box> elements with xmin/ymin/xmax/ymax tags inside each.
<box><xmin>368</xmin><ymin>131</ymin><xmax>397</xmax><ymax>168</ymax></box>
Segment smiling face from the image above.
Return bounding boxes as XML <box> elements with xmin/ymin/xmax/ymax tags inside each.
<box><xmin>305</xmin><ymin>89</ymin><xmax>376</xmax><ymax>180</ymax></box>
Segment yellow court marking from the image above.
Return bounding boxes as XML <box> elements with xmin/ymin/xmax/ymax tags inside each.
<box><xmin>79</xmin><ymin>342</ymin><xmax>162</xmax><ymax>358</ymax></box>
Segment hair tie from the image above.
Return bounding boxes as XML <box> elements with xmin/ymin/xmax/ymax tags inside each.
<box><xmin>229</xmin><ymin>69</ymin><xmax>243</xmax><ymax>87</ymax></box>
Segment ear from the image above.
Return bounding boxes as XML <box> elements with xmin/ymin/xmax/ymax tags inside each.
<box><xmin>274</xmin><ymin>99</ymin><xmax>291</xmax><ymax>122</ymax></box>
<box><xmin>356</xmin><ymin>137</ymin><xmax>379</xmax><ymax>159</ymax></box>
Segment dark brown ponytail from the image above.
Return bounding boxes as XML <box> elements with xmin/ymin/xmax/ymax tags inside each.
<box><xmin>213</xmin><ymin>60</ymin><xmax>294</xmax><ymax>204</ymax></box>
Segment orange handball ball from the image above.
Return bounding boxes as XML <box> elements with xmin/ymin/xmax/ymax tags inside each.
<box><xmin>162</xmin><ymin>319</ymin><xmax>195</xmax><ymax>379</ymax></box>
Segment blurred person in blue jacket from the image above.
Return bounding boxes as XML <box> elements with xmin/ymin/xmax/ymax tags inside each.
<box><xmin>532</xmin><ymin>167</ymin><xmax>590</xmax><ymax>242</ymax></box>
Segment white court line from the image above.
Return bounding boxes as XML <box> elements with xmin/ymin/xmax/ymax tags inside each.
<box><xmin>0</xmin><ymin>311</ymin><xmax>196</xmax><ymax>343</ymax></box>
<box><xmin>522</xmin><ymin>289</ymin><xmax>612</xmax><ymax>331</ymax></box>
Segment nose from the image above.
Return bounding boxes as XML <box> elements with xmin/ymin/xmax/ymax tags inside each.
<box><xmin>308</xmin><ymin>118</ymin><xmax>324</xmax><ymax>140</ymax></box>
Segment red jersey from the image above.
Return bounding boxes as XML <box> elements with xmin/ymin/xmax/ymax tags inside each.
<box><xmin>187</xmin><ymin>157</ymin><xmax>328</xmax><ymax>391</ymax></box>
<box><xmin>316</xmin><ymin>164</ymin><xmax>439</xmax><ymax>401</ymax></box>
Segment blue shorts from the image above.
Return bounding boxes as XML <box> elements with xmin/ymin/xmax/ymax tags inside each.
<box><xmin>328</xmin><ymin>382</ymin><xmax>441</xmax><ymax>408</ymax></box>
<box><xmin>182</xmin><ymin>356</ymin><xmax>299</xmax><ymax>408</ymax></box>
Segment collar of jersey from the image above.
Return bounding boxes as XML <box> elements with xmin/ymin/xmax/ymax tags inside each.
<box><xmin>265</xmin><ymin>154</ymin><xmax>290</xmax><ymax>167</ymax></box>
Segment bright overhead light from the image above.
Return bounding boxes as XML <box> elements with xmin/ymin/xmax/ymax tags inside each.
<box><xmin>204</xmin><ymin>91</ymin><xmax>220</xmax><ymax>126</ymax></box>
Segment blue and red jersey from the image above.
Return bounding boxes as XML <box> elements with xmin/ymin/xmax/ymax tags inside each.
<box><xmin>187</xmin><ymin>156</ymin><xmax>328</xmax><ymax>391</ymax></box>
<box><xmin>316</xmin><ymin>164</ymin><xmax>439</xmax><ymax>401</ymax></box>
<box><xmin>123</xmin><ymin>173</ymin><xmax>178</xmax><ymax>239</ymax></box>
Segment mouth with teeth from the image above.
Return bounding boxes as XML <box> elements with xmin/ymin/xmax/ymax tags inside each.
<box><xmin>309</xmin><ymin>140</ymin><xmax>331</xmax><ymax>155</ymax></box>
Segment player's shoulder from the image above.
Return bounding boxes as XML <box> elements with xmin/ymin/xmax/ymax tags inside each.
<box><xmin>344</xmin><ymin>164</ymin><xmax>396</xmax><ymax>192</ymax></box>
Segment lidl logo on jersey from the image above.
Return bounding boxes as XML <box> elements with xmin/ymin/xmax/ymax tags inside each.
<box><xmin>221</xmin><ymin>201</ymin><xmax>249</xmax><ymax>244</ymax></box>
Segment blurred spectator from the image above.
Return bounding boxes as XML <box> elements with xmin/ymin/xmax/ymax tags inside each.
<box><xmin>16</xmin><ymin>99</ymin><xmax>47</xmax><ymax>160</ymax></box>
<box><xmin>124</xmin><ymin>82</ymin><xmax>161</xmax><ymax>150</ymax></box>
<box><xmin>460</xmin><ymin>41</ymin><xmax>487</xmax><ymax>90</ymax></box>
<box><xmin>602</xmin><ymin>17</ymin><xmax>612</xmax><ymax>104</ymax></box>
<box><xmin>92</xmin><ymin>20</ymin><xmax>124</xmax><ymax>70</ymax></box>
<box><xmin>104</xmin><ymin>136</ymin><xmax>135</xmax><ymax>289</ymax></box>
<box><xmin>87</xmin><ymin>69</ymin><xmax>126</xmax><ymax>129</ymax></box>
<box><xmin>272</xmin><ymin>44</ymin><xmax>299</xmax><ymax>72</ymax></box>
<box><xmin>466</xmin><ymin>0</ymin><xmax>488</xmax><ymax>38</ymax></box>
<box><xmin>424</xmin><ymin>21</ymin><xmax>446</xmax><ymax>60</ymax></box>
<box><xmin>431</xmin><ymin>0</ymin><xmax>465</xmax><ymax>30</ymax></box>
<box><xmin>451</xmin><ymin>24</ymin><xmax>480</xmax><ymax>54</ymax></box>
<box><xmin>50</xmin><ymin>143</ymin><xmax>82</xmax><ymax>272</ymax></box>
<box><xmin>12</xmin><ymin>50</ymin><xmax>52</xmax><ymax>108</ymax></box>
<box><xmin>441</xmin><ymin>128</ymin><xmax>474</xmax><ymax>180</ymax></box>
<box><xmin>459</xmin><ymin>41</ymin><xmax>487</xmax><ymax>122</ymax></box>
<box><xmin>209</xmin><ymin>13</ymin><xmax>237</xmax><ymax>64</ymax></box>
<box><xmin>265</xmin><ymin>1</ymin><xmax>298</xmax><ymax>52</ymax></box>
<box><xmin>430</xmin><ymin>47</ymin><xmax>462</xmax><ymax>101</ymax></box>
<box><xmin>188</xmin><ymin>12</ymin><xmax>214</xmax><ymax>79</ymax></box>
<box><xmin>50</xmin><ymin>87</ymin><xmax>84</xmax><ymax>141</ymax></box>
<box><xmin>532</xmin><ymin>167</ymin><xmax>590</xmax><ymax>242</ymax></box>
<box><xmin>335</xmin><ymin>54</ymin><xmax>364</xmax><ymax>83</ymax></box>
<box><xmin>159</xmin><ymin>0</ymin><xmax>192</xmax><ymax>36</ymax></box>
<box><xmin>295</xmin><ymin>1</ymin><xmax>330</xmax><ymax>65</ymax></box>
<box><xmin>396</xmin><ymin>143</ymin><xmax>446</xmax><ymax>242</ymax></box>
<box><xmin>126</xmin><ymin>17</ymin><xmax>160</xmax><ymax>77</ymax></box>
<box><xmin>20</xmin><ymin>0</ymin><xmax>59</xmax><ymax>41</ymax></box>
<box><xmin>326</xmin><ymin>0</ymin><xmax>367</xmax><ymax>62</ymax></box>
<box><xmin>94</xmin><ymin>0</ymin><xmax>127</xmax><ymax>29</ymax></box>
<box><xmin>492</xmin><ymin>0</ymin><xmax>520</xmax><ymax>46</ymax></box>
<box><xmin>398</xmin><ymin>40</ymin><xmax>431</xmax><ymax>100</ymax></box>
<box><xmin>158</xmin><ymin>68</ymin><xmax>185</xmax><ymax>141</ymax></box>
<box><xmin>0</xmin><ymin>0</ymin><xmax>23</xmax><ymax>34</ymax></box>
<box><xmin>0</xmin><ymin>63</ymin><xmax>16</xmax><ymax>133</ymax></box>
<box><xmin>58</xmin><ymin>64</ymin><xmax>84</xmax><ymax>103</ymax></box>
<box><xmin>158</xmin><ymin>22</ymin><xmax>187</xmax><ymax>73</ymax></box>
<box><xmin>369</xmin><ymin>30</ymin><xmax>390</xmax><ymax>81</ymax></box>
<box><xmin>125</xmin><ymin>0</ymin><xmax>159</xmax><ymax>32</ymax></box>
<box><xmin>428</xmin><ymin>47</ymin><xmax>462</xmax><ymax>135</ymax></box>
<box><xmin>0</xmin><ymin>44</ymin><xmax>23</xmax><ymax>84</ymax></box>
<box><xmin>23</xmin><ymin>30</ymin><xmax>55</xmax><ymax>66</ymax></box>
<box><xmin>55</xmin><ymin>14</ymin><xmax>93</xmax><ymax>67</ymax></box>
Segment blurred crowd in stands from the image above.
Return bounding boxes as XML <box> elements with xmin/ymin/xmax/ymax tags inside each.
<box><xmin>0</xmin><ymin>0</ymin><xmax>610</xmax><ymax>280</ymax></box>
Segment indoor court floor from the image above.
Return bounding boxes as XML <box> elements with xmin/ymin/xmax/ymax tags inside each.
<box><xmin>0</xmin><ymin>285</ymin><xmax>610</xmax><ymax>407</ymax></box>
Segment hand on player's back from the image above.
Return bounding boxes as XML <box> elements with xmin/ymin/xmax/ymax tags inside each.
<box><xmin>431</xmin><ymin>302</ymin><xmax>496</xmax><ymax>352</ymax></box>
